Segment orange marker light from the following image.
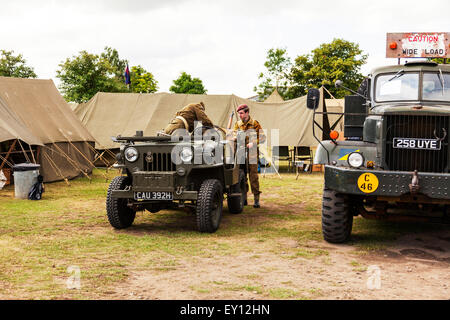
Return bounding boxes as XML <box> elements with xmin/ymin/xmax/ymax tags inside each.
<box><xmin>389</xmin><ymin>42</ymin><xmax>397</xmax><ymax>49</ymax></box>
<box><xmin>330</xmin><ymin>130</ymin><xmax>339</xmax><ymax>140</ymax></box>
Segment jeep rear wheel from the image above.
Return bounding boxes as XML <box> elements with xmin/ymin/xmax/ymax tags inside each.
<box><xmin>227</xmin><ymin>169</ymin><xmax>245</xmax><ymax>214</ymax></box>
<box><xmin>106</xmin><ymin>176</ymin><xmax>136</xmax><ymax>229</ymax></box>
<box><xmin>196</xmin><ymin>179</ymin><xmax>223</xmax><ymax>233</ymax></box>
<box><xmin>322</xmin><ymin>188</ymin><xmax>353</xmax><ymax>243</ymax></box>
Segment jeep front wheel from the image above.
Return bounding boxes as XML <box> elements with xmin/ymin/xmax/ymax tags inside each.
<box><xmin>321</xmin><ymin>188</ymin><xmax>353</xmax><ymax>243</ymax></box>
<box><xmin>106</xmin><ymin>176</ymin><xmax>136</xmax><ymax>229</ymax></box>
<box><xmin>196</xmin><ymin>179</ymin><xmax>223</xmax><ymax>233</ymax></box>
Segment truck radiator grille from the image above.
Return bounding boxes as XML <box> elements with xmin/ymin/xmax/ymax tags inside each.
<box><xmin>385</xmin><ymin>115</ymin><xmax>449</xmax><ymax>173</ymax></box>
<box><xmin>145</xmin><ymin>152</ymin><xmax>176</xmax><ymax>171</ymax></box>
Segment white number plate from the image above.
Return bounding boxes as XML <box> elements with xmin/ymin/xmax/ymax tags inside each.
<box><xmin>134</xmin><ymin>191</ymin><xmax>173</xmax><ymax>200</ymax></box>
<box><xmin>393</xmin><ymin>138</ymin><xmax>441</xmax><ymax>150</ymax></box>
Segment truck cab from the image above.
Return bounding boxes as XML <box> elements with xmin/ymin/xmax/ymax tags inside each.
<box><xmin>313</xmin><ymin>61</ymin><xmax>450</xmax><ymax>243</ymax></box>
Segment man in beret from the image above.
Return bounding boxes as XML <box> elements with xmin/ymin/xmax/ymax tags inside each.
<box><xmin>164</xmin><ymin>102</ymin><xmax>214</xmax><ymax>134</ymax></box>
<box><xmin>233</xmin><ymin>104</ymin><xmax>265</xmax><ymax>208</ymax></box>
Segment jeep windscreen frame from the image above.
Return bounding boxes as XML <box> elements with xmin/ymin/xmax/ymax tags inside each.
<box><xmin>422</xmin><ymin>72</ymin><xmax>450</xmax><ymax>102</ymax></box>
<box><xmin>374</xmin><ymin>72</ymin><xmax>419</xmax><ymax>103</ymax></box>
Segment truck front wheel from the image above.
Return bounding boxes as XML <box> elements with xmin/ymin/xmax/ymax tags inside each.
<box><xmin>106</xmin><ymin>176</ymin><xmax>136</xmax><ymax>229</ymax></box>
<box><xmin>322</xmin><ymin>188</ymin><xmax>353</xmax><ymax>243</ymax></box>
<box><xmin>196</xmin><ymin>179</ymin><xmax>223</xmax><ymax>233</ymax></box>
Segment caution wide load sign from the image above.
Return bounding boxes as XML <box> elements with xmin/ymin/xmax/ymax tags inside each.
<box><xmin>386</xmin><ymin>32</ymin><xmax>450</xmax><ymax>58</ymax></box>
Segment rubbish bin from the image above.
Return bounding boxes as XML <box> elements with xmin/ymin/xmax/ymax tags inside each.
<box><xmin>13</xmin><ymin>163</ymin><xmax>41</xmax><ymax>199</ymax></box>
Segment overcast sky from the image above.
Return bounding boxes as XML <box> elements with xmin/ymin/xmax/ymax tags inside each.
<box><xmin>0</xmin><ymin>0</ymin><xmax>449</xmax><ymax>98</ymax></box>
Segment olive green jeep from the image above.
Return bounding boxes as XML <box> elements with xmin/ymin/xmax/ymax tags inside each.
<box><xmin>106</xmin><ymin>127</ymin><xmax>246</xmax><ymax>233</ymax></box>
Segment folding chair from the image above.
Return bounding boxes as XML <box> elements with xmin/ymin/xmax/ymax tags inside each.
<box><xmin>293</xmin><ymin>146</ymin><xmax>313</xmax><ymax>178</ymax></box>
<box><xmin>271</xmin><ymin>146</ymin><xmax>292</xmax><ymax>172</ymax></box>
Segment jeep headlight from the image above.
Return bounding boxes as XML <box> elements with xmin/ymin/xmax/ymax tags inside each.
<box><xmin>348</xmin><ymin>152</ymin><xmax>364</xmax><ymax>168</ymax></box>
<box><xmin>124</xmin><ymin>147</ymin><xmax>139</xmax><ymax>162</ymax></box>
<box><xmin>180</xmin><ymin>147</ymin><xmax>193</xmax><ymax>163</ymax></box>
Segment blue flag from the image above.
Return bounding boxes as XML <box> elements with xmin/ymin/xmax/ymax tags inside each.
<box><xmin>124</xmin><ymin>64</ymin><xmax>131</xmax><ymax>85</ymax></box>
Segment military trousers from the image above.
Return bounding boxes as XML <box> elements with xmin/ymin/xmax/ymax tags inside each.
<box><xmin>164</xmin><ymin>118</ymin><xmax>185</xmax><ymax>134</ymax></box>
<box><xmin>242</xmin><ymin>163</ymin><xmax>261</xmax><ymax>196</ymax></box>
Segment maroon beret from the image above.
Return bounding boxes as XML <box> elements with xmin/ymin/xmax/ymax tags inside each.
<box><xmin>237</xmin><ymin>104</ymin><xmax>249</xmax><ymax>112</ymax></box>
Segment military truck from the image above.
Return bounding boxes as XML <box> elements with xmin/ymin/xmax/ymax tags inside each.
<box><xmin>309</xmin><ymin>61</ymin><xmax>450</xmax><ymax>243</ymax></box>
<box><xmin>106</xmin><ymin>127</ymin><xmax>246</xmax><ymax>233</ymax></box>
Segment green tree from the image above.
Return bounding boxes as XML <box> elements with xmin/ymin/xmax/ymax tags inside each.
<box><xmin>130</xmin><ymin>65</ymin><xmax>158</xmax><ymax>93</ymax></box>
<box><xmin>288</xmin><ymin>38</ymin><xmax>368</xmax><ymax>99</ymax></box>
<box><xmin>0</xmin><ymin>50</ymin><xmax>37</xmax><ymax>78</ymax></box>
<box><xmin>101</xmin><ymin>46</ymin><xmax>128</xmax><ymax>79</ymax></box>
<box><xmin>254</xmin><ymin>48</ymin><xmax>292</xmax><ymax>100</ymax></box>
<box><xmin>56</xmin><ymin>48</ymin><xmax>129</xmax><ymax>102</ymax></box>
<box><xmin>170</xmin><ymin>72</ymin><xmax>207</xmax><ymax>94</ymax></box>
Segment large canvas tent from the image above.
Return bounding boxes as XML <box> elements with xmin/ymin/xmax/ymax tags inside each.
<box><xmin>75</xmin><ymin>89</ymin><xmax>329</xmax><ymax>151</ymax></box>
<box><xmin>0</xmin><ymin>77</ymin><xmax>95</xmax><ymax>182</ymax></box>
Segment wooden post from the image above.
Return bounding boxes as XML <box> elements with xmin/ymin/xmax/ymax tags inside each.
<box><xmin>0</xmin><ymin>139</ymin><xmax>17</xmax><ymax>170</ymax></box>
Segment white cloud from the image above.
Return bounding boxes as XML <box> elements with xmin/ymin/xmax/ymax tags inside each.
<box><xmin>0</xmin><ymin>0</ymin><xmax>449</xmax><ymax>97</ymax></box>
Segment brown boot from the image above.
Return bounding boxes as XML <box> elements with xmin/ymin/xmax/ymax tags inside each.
<box><xmin>253</xmin><ymin>194</ymin><xmax>260</xmax><ymax>208</ymax></box>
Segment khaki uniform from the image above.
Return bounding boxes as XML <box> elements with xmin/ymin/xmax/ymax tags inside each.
<box><xmin>233</xmin><ymin>117</ymin><xmax>266</xmax><ymax>196</ymax></box>
<box><xmin>164</xmin><ymin>102</ymin><xmax>214</xmax><ymax>134</ymax></box>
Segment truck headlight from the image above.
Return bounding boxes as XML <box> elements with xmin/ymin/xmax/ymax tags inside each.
<box><xmin>124</xmin><ymin>147</ymin><xmax>139</xmax><ymax>162</ymax></box>
<box><xmin>180</xmin><ymin>147</ymin><xmax>193</xmax><ymax>163</ymax></box>
<box><xmin>348</xmin><ymin>152</ymin><xmax>364</xmax><ymax>168</ymax></box>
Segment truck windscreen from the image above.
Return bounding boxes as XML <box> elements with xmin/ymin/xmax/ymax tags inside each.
<box><xmin>422</xmin><ymin>72</ymin><xmax>450</xmax><ymax>102</ymax></box>
<box><xmin>375</xmin><ymin>72</ymin><xmax>419</xmax><ymax>102</ymax></box>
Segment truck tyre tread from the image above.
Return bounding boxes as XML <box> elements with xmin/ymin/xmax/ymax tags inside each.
<box><xmin>322</xmin><ymin>188</ymin><xmax>353</xmax><ymax>243</ymax></box>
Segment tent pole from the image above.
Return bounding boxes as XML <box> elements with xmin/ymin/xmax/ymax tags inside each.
<box><xmin>28</xmin><ymin>145</ymin><xmax>36</xmax><ymax>164</ymax></box>
<box><xmin>17</xmin><ymin>139</ymin><xmax>31</xmax><ymax>163</ymax></box>
<box><xmin>322</xmin><ymin>86</ymin><xmax>337</xmax><ymax>100</ymax></box>
<box><xmin>43</xmin><ymin>144</ymin><xmax>91</xmax><ymax>181</ymax></box>
<box><xmin>42</xmin><ymin>152</ymin><xmax>70</xmax><ymax>185</ymax></box>
<box><xmin>0</xmin><ymin>139</ymin><xmax>17</xmax><ymax>170</ymax></box>
<box><xmin>0</xmin><ymin>154</ymin><xmax>14</xmax><ymax>169</ymax></box>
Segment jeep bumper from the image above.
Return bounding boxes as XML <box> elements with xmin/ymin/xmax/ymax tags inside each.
<box><xmin>110</xmin><ymin>171</ymin><xmax>198</xmax><ymax>201</ymax></box>
<box><xmin>325</xmin><ymin>165</ymin><xmax>450</xmax><ymax>199</ymax></box>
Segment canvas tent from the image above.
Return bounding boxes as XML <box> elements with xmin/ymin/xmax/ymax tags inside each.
<box><xmin>0</xmin><ymin>77</ymin><xmax>96</xmax><ymax>183</ymax></box>
<box><xmin>325</xmin><ymin>98</ymin><xmax>344</xmax><ymax>132</ymax></box>
<box><xmin>264</xmin><ymin>88</ymin><xmax>284</xmax><ymax>103</ymax></box>
<box><xmin>75</xmin><ymin>89</ymin><xmax>328</xmax><ymax>151</ymax></box>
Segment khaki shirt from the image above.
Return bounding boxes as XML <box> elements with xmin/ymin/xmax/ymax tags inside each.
<box><xmin>233</xmin><ymin>116</ymin><xmax>266</xmax><ymax>145</ymax></box>
<box><xmin>174</xmin><ymin>103</ymin><xmax>214</xmax><ymax>132</ymax></box>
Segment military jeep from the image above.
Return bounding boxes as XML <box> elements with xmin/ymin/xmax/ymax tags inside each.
<box><xmin>309</xmin><ymin>61</ymin><xmax>450</xmax><ymax>243</ymax></box>
<box><xmin>106</xmin><ymin>127</ymin><xmax>246</xmax><ymax>233</ymax></box>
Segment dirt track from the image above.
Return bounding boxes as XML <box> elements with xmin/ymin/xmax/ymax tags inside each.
<box><xmin>110</xmin><ymin>223</ymin><xmax>449</xmax><ymax>300</ymax></box>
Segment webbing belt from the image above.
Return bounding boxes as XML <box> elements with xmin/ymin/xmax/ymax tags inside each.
<box><xmin>175</xmin><ymin>116</ymin><xmax>189</xmax><ymax>130</ymax></box>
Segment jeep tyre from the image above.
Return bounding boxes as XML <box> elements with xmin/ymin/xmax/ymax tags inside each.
<box><xmin>106</xmin><ymin>176</ymin><xmax>136</xmax><ymax>229</ymax></box>
<box><xmin>227</xmin><ymin>169</ymin><xmax>245</xmax><ymax>214</ymax></box>
<box><xmin>196</xmin><ymin>179</ymin><xmax>223</xmax><ymax>233</ymax></box>
<box><xmin>322</xmin><ymin>188</ymin><xmax>353</xmax><ymax>243</ymax></box>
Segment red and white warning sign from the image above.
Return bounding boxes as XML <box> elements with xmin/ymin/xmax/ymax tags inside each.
<box><xmin>386</xmin><ymin>32</ymin><xmax>450</xmax><ymax>58</ymax></box>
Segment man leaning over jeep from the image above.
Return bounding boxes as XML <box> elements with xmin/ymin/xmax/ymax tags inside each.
<box><xmin>164</xmin><ymin>102</ymin><xmax>214</xmax><ymax>134</ymax></box>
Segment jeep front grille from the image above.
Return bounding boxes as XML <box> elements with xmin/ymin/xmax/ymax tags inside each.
<box><xmin>145</xmin><ymin>152</ymin><xmax>176</xmax><ymax>171</ymax></box>
<box><xmin>385</xmin><ymin>115</ymin><xmax>449</xmax><ymax>173</ymax></box>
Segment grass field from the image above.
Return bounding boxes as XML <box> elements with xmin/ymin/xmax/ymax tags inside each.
<box><xmin>0</xmin><ymin>168</ymin><xmax>448</xmax><ymax>299</ymax></box>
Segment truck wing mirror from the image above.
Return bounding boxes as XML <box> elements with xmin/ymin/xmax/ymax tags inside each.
<box><xmin>307</xmin><ymin>88</ymin><xmax>320</xmax><ymax>110</ymax></box>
